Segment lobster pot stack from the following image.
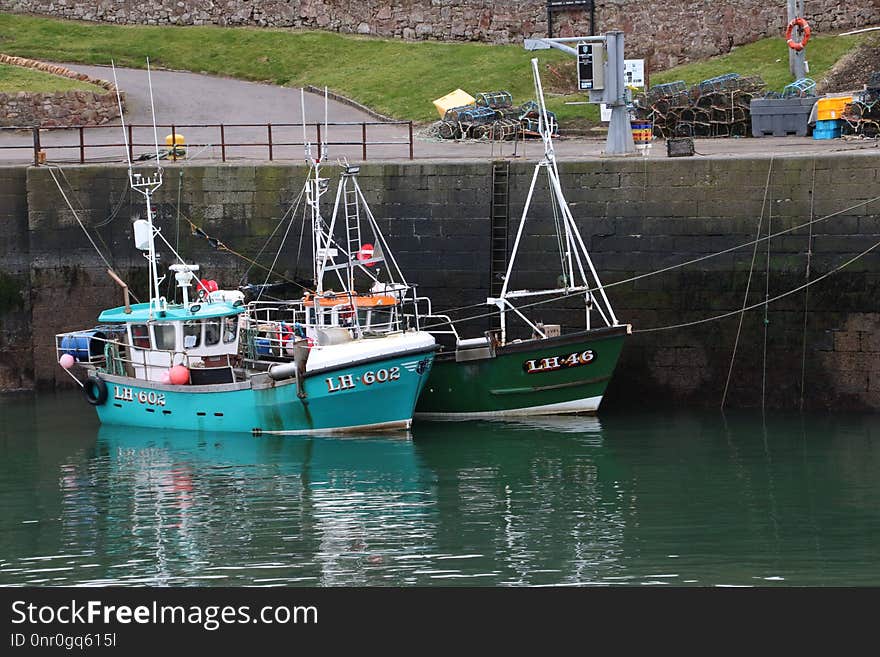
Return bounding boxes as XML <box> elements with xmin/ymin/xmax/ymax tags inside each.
<box><xmin>633</xmin><ymin>74</ymin><xmax>766</xmax><ymax>139</ymax></box>
<box><xmin>840</xmin><ymin>73</ymin><xmax>880</xmax><ymax>139</ymax></box>
<box><xmin>431</xmin><ymin>90</ymin><xmax>558</xmax><ymax>141</ymax></box>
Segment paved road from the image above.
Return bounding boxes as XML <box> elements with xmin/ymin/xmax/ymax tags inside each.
<box><xmin>1</xmin><ymin>62</ymin><xmax>412</xmax><ymax>164</ymax></box>
<box><xmin>1</xmin><ymin>62</ymin><xmax>878</xmax><ymax>165</ymax></box>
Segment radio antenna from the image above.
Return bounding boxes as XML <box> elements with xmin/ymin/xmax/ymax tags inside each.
<box><xmin>111</xmin><ymin>61</ymin><xmax>132</xmax><ymax>169</ymax></box>
<box><xmin>146</xmin><ymin>58</ymin><xmax>162</xmax><ymax>165</ymax></box>
<box><xmin>301</xmin><ymin>88</ymin><xmax>312</xmax><ymax>164</ymax></box>
<box><xmin>321</xmin><ymin>86</ymin><xmax>329</xmax><ymax>162</ymax></box>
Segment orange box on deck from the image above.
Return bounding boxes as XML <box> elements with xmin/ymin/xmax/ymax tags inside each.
<box><xmin>817</xmin><ymin>96</ymin><xmax>853</xmax><ymax>121</ymax></box>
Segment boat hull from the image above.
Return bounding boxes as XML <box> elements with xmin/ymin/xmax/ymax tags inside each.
<box><xmin>92</xmin><ymin>347</ymin><xmax>434</xmax><ymax>435</ymax></box>
<box><xmin>414</xmin><ymin>326</ymin><xmax>627</xmax><ymax>419</ymax></box>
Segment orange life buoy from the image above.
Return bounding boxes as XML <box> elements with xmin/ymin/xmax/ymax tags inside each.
<box><xmin>338</xmin><ymin>304</ymin><xmax>355</xmax><ymax>321</ymax></box>
<box><xmin>785</xmin><ymin>17</ymin><xmax>811</xmax><ymax>52</ymax></box>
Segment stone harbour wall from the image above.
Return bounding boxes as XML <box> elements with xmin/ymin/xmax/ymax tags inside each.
<box><xmin>0</xmin><ymin>55</ymin><xmax>122</xmax><ymax>127</ymax></box>
<box><xmin>0</xmin><ymin>166</ymin><xmax>30</xmax><ymax>390</ymax></box>
<box><xmin>1</xmin><ymin>1</ymin><xmax>878</xmax><ymax>68</ymax></box>
<box><xmin>2</xmin><ymin>153</ymin><xmax>880</xmax><ymax>410</ymax></box>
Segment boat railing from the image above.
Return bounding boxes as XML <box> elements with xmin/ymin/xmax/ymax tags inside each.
<box><xmin>243</xmin><ymin>300</ymin><xmax>309</xmax><ymax>323</ymax></box>
<box><xmin>244</xmin><ymin>294</ymin><xmax>412</xmax><ymax>341</ymax></box>
<box><xmin>240</xmin><ymin>316</ymin><xmax>309</xmax><ymax>361</ymax></box>
<box><xmin>417</xmin><ymin>313</ymin><xmax>461</xmax><ymax>351</ymax></box>
<box><xmin>56</xmin><ymin>331</ymin><xmax>240</xmax><ymax>382</ymax></box>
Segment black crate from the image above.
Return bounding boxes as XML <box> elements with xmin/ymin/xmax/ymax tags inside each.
<box><xmin>667</xmin><ymin>137</ymin><xmax>695</xmax><ymax>157</ymax></box>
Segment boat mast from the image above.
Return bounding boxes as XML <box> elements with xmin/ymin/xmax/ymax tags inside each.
<box><xmin>493</xmin><ymin>58</ymin><xmax>619</xmax><ymax>344</ymax></box>
<box><xmin>113</xmin><ymin>59</ymin><xmax>164</xmax><ymax>319</ymax></box>
<box><xmin>300</xmin><ymin>87</ymin><xmax>333</xmax><ymax>295</ymax></box>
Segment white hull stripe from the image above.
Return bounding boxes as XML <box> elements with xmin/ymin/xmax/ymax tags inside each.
<box><xmin>256</xmin><ymin>418</ymin><xmax>412</xmax><ymax>436</ymax></box>
<box><xmin>413</xmin><ymin>395</ymin><xmax>603</xmax><ymax>420</ymax></box>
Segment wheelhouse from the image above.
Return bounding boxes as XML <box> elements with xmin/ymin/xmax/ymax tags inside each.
<box><xmin>57</xmin><ymin>300</ymin><xmax>244</xmax><ymax>384</ymax></box>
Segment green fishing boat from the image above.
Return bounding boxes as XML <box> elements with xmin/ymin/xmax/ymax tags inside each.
<box><xmin>414</xmin><ymin>59</ymin><xmax>630</xmax><ymax>419</ymax></box>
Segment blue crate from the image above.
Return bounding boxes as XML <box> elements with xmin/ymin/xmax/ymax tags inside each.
<box><xmin>813</xmin><ymin>126</ymin><xmax>841</xmax><ymax>140</ymax></box>
<box><xmin>813</xmin><ymin>118</ymin><xmax>842</xmax><ymax>139</ymax></box>
<box><xmin>815</xmin><ymin>119</ymin><xmax>841</xmax><ymax>130</ymax></box>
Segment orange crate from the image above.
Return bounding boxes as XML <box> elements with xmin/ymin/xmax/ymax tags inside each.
<box><xmin>817</xmin><ymin>96</ymin><xmax>853</xmax><ymax>121</ymax></box>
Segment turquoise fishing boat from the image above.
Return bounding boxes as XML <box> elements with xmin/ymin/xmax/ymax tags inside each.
<box><xmin>55</xmin><ymin>69</ymin><xmax>435</xmax><ymax>434</ymax></box>
<box><xmin>240</xmin><ymin>92</ymin><xmax>439</xmax><ymax>419</ymax></box>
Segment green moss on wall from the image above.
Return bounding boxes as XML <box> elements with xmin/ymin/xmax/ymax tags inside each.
<box><xmin>0</xmin><ymin>270</ymin><xmax>23</xmax><ymax>314</ymax></box>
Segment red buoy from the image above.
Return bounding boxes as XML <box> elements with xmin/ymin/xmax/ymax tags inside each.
<box><xmin>357</xmin><ymin>243</ymin><xmax>375</xmax><ymax>267</ymax></box>
<box><xmin>169</xmin><ymin>365</ymin><xmax>190</xmax><ymax>385</ymax></box>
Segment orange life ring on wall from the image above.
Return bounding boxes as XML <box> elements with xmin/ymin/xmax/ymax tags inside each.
<box><xmin>785</xmin><ymin>17</ymin><xmax>811</xmax><ymax>52</ymax></box>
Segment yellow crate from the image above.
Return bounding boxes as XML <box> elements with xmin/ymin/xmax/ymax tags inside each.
<box><xmin>817</xmin><ymin>96</ymin><xmax>852</xmax><ymax>121</ymax></box>
<box><xmin>433</xmin><ymin>89</ymin><xmax>476</xmax><ymax>119</ymax></box>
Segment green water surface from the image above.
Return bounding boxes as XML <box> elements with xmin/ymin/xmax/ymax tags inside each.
<box><xmin>1</xmin><ymin>392</ymin><xmax>877</xmax><ymax>587</ymax></box>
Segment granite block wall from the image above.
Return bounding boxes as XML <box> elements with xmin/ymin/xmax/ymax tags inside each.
<box><xmin>2</xmin><ymin>1</ymin><xmax>877</xmax><ymax>68</ymax></box>
<box><xmin>3</xmin><ymin>152</ymin><xmax>880</xmax><ymax>411</ymax></box>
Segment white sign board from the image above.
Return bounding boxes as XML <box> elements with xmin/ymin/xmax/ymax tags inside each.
<box><xmin>624</xmin><ymin>59</ymin><xmax>645</xmax><ymax>88</ymax></box>
<box><xmin>600</xmin><ymin>104</ymin><xmax>612</xmax><ymax>122</ymax></box>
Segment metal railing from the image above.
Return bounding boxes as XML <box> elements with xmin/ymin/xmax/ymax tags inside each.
<box><xmin>0</xmin><ymin>120</ymin><xmax>415</xmax><ymax>165</ymax></box>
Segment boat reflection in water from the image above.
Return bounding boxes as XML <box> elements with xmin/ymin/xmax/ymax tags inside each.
<box><xmin>58</xmin><ymin>425</ymin><xmax>430</xmax><ymax>586</ymax></box>
<box><xmin>46</xmin><ymin>416</ymin><xmax>626</xmax><ymax>586</ymax></box>
<box><xmin>10</xmin><ymin>393</ymin><xmax>880</xmax><ymax>586</ymax></box>
<box><xmin>411</xmin><ymin>417</ymin><xmax>625</xmax><ymax>585</ymax></box>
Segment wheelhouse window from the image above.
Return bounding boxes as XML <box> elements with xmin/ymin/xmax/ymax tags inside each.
<box><xmin>183</xmin><ymin>321</ymin><xmax>201</xmax><ymax>349</ymax></box>
<box><xmin>223</xmin><ymin>316</ymin><xmax>239</xmax><ymax>343</ymax></box>
<box><xmin>368</xmin><ymin>307</ymin><xmax>396</xmax><ymax>331</ymax></box>
<box><xmin>130</xmin><ymin>324</ymin><xmax>150</xmax><ymax>350</ymax></box>
<box><xmin>152</xmin><ymin>323</ymin><xmax>177</xmax><ymax>351</ymax></box>
<box><xmin>205</xmin><ymin>319</ymin><xmax>221</xmax><ymax>346</ymax></box>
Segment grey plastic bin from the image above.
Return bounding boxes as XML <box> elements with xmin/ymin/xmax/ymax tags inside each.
<box><xmin>750</xmin><ymin>97</ymin><xmax>817</xmax><ymax>137</ymax></box>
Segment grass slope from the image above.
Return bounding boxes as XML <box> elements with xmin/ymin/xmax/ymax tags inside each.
<box><xmin>0</xmin><ymin>13</ymin><xmax>569</xmax><ymax>121</ymax></box>
<box><xmin>0</xmin><ymin>62</ymin><xmax>105</xmax><ymax>92</ymax></box>
<box><xmin>650</xmin><ymin>34</ymin><xmax>867</xmax><ymax>91</ymax></box>
<box><xmin>0</xmin><ymin>13</ymin><xmax>870</xmax><ymax>123</ymax></box>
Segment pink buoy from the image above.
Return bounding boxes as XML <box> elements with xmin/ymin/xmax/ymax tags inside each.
<box><xmin>59</xmin><ymin>353</ymin><xmax>75</xmax><ymax>370</ymax></box>
<box><xmin>169</xmin><ymin>364</ymin><xmax>190</xmax><ymax>385</ymax></box>
<box><xmin>160</xmin><ymin>371</ymin><xmax>172</xmax><ymax>385</ymax></box>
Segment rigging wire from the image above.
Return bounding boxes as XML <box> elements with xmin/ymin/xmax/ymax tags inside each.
<box><xmin>419</xmin><ymin>192</ymin><xmax>880</xmax><ymax>334</ymax></box>
<box><xmin>255</xmin><ymin>192</ymin><xmax>302</xmax><ymax>303</ymax></box>
<box><xmin>54</xmin><ymin>167</ymin><xmax>119</xmax><ymax>262</ymax></box>
<box><xmin>184</xmin><ymin>215</ymin><xmax>314</xmax><ymax>294</ymax></box>
<box><xmin>723</xmin><ymin>156</ymin><xmax>772</xmax><ymax>410</ymax></box>
<box><xmin>418</xmin><ymin>225</ymin><xmax>880</xmax><ymax>335</ymax></box>
<box><xmin>414</xmin><ymin>191</ymin><xmax>880</xmax><ymax>322</ymax></box>
<box><xmin>240</xmin><ymin>182</ymin><xmax>306</xmax><ymax>285</ymax></box>
<box><xmin>548</xmin><ymin>169</ymin><xmax>568</xmax><ymax>282</ymax></box>
<box><xmin>799</xmin><ymin>159</ymin><xmax>817</xmax><ymax>411</ymax></box>
<box><xmin>632</xmin><ymin>236</ymin><xmax>880</xmax><ymax>333</ymax></box>
<box><xmin>47</xmin><ymin>166</ymin><xmax>140</xmax><ymax>304</ymax></box>
<box><xmin>762</xmin><ymin>172</ymin><xmax>773</xmax><ymax>410</ymax></box>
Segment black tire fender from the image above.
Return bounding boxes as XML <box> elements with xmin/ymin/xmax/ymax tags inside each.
<box><xmin>84</xmin><ymin>376</ymin><xmax>108</xmax><ymax>406</ymax></box>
